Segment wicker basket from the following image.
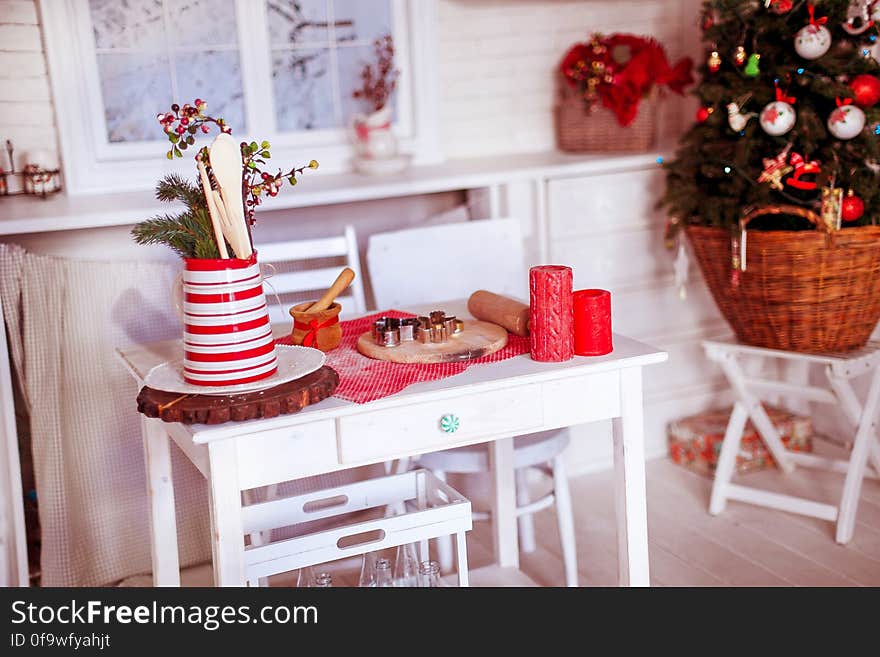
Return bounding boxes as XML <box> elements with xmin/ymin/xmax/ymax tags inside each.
<box><xmin>688</xmin><ymin>204</ymin><xmax>880</xmax><ymax>353</ymax></box>
<box><xmin>554</xmin><ymin>80</ymin><xmax>657</xmax><ymax>153</ymax></box>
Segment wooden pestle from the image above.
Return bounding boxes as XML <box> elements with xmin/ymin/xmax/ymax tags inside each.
<box><xmin>308</xmin><ymin>267</ymin><xmax>355</xmax><ymax>312</ymax></box>
<box><xmin>467</xmin><ymin>290</ymin><xmax>531</xmax><ymax>337</ymax></box>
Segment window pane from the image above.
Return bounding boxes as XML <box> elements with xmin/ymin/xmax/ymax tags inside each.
<box><xmin>175</xmin><ymin>51</ymin><xmax>246</xmax><ymax>131</ymax></box>
<box><xmin>267</xmin><ymin>0</ymin><xmax>329</xmax><ymax>47</ymax></box>
<box><xmin>167</xmin><ymin>0</ymin><xmax>238</xmax><ymax>47</ymax></box>
<box><xmin>272</xmin><ymin>49</ymin><xmax>337</xmax><ymax>130</ymax></box>
<box><xmin>337</xmin><ymin>44</ymin><xmax>396</xmax><ymax>120</ymax></box>
<box><xmin>96</xmin><ymin>53</ymin><xmax>173</xmax><ymax>142</ymax></box>
<box><xmin>332</xmin><ymin>0</ymin><xmax>391</xmax><ymax>45</ymax></box>
<box><xmin>89</xmin><ymin>0</ymin><xmax>242</xmax><ymax>143</ymax></box>
<box><xmin>89</xmin><ymin>0</ymin><xmax>165</xmax><ymax>50</ymax></box>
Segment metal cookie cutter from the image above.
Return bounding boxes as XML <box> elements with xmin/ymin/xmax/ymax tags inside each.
<box><xmin>371</xmin><ymin>317</ymin><xmax>421</xmax><ymax>347</ymax></box>
<box><xmin>371</xmin><ymin>312</ymin><xmax>463</xmax><ymax>347</ymax></box>
<box><xmin>415</xmin><ymin>311</ymin><xmax>464</xmax><ymax>344</ymax></box>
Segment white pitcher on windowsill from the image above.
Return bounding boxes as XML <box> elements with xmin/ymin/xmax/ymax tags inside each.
<box><xmin>351</xmin><ymin>105</ymin><xmax>397</xmax><ymax>161</ymax></box>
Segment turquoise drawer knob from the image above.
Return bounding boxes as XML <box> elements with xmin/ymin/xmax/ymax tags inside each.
<box><xmin>440</xmin><ymin>414</ymin><xmax>460</xmax><ymax>433</ymax></box>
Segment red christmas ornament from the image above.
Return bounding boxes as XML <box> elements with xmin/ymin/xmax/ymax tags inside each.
<box><xmin>842</xmin><ymin>189</ymin><xmax>865</xmax><ymax>222</ymax></box>
<box><xmin>696</xmin><ymin>106</ymin><xmax>713</xmax><ymax>123</ymax></box>
<box><xmin>850</xmin><ymin>74</ymin><xmax>880</xmax><ymax>108</ymax></box>
<box><xmin>767</xmin><ymin>0</ymin><xmax>793</xmax><ymax>14</ymax></box>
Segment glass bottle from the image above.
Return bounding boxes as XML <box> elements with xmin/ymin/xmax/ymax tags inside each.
<box><xmin>359</xmin><ymin>552</ymin><xmax>378</xmax><ymax>587</ymax></box>
<box><xmin>418</xmin><ymin>560</ymin><xmax>442</xmax><ymax>587</ymax></box>
<box><xmin>393</xmin><ymin>543</ymin><xmax>419</xmax><ymax>587</ymax></box>
<box><xmin>296</xmin><ymin>566</ymin><xmax>316</xmax><ymax>588</ymax></box>
<box><xmin>375</xmin><ymin>558</ymin><xmax>393</xmax><ymax>587</ymax></box>
<box><xmin>313</xmin><ymin>572</ymin><xmax>333</xmax><ymax>587</ymax></box>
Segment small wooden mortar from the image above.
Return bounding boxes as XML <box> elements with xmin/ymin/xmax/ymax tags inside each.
<box><xmin>288</xmin><ymin>267</ymin><xmax>355</xmax><ymax>352</ymax></box>
<box><xmin>290</xmin><ymin>301</ymin><xmax>343</xmax><ymax>352</ymax></box>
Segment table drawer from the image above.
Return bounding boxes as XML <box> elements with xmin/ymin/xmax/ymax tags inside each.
<box><xmin>542</xmin><ymin>370</ymin><xmax>620</xmax><ymax>428</ymax></box>
<box><xmin>235</xmin><ymin>420</ymin><xmax>337</xmax><ymax>489</ymax></box>
<box><xmin>337</xmin><ymin>385</ymin><xmax>544</xmax><ymax>464</ymax></box>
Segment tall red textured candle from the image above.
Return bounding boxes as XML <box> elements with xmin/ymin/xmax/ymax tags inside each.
<box><xmin>573</xmin><ymin>289</ymin><xmax>613</xmax><ymax>356</ymax></box>
<box><xmin>529</xmin><ymin>265</ymin><xmax>573</xmax><ymax>362</ymax></box>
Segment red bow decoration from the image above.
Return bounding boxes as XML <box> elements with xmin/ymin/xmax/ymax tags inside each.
<box><xmin>836</xmin><ymin>96</ymin><xmax>854</xmax><ymax>107</ymax></box>
<box><xmin>808</xmin><ymin>4</ymin><xmax>828</xmax><ymax>28</ymax></box>
<box><xmin>775</xmin><ymin>86</ymin><xmax>796</xmax><ymax>104</ymax></box>
<box><xmin>785</xmin><ymin>152</ymin><xmax>821</xmax><ymax>191</ymax></box>
<box><xmin>293</xmin><ymin>315</ymin><xmax>339</xmax><ymax>348</ymax></box>
<box><xmin>560</xmin><ymin>33</ymin><xmax>693</xmax><ymax>127</ymax></box>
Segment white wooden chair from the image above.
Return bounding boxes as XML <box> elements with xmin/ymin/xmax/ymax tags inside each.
<box><xmin>704</xmin><ymin>339</ymin><xmax>880</xmax><ymax>544</ymax></box>
<box><xmin>258</xmin><ymin>224</ymin><xmax>367</xmax><ymax>325</ymax></box>
<box><xmin>366</xmin><ymin>218</ymin><xmax>579</xmax><ymax>586</ymax></box>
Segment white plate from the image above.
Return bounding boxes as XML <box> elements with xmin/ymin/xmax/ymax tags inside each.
<box><xmin>144</xmin><ymin>345</ymin><xmax>327</xmax><ymax>396</ymax></box>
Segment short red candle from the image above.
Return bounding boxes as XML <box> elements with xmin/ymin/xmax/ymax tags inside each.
<box><xmin>573</xmin><ymin>289</ymin><xmax>612</xmax><ymax>356</ymax></box>
<box><xmin>529</xmin><ymin>265</ymin><xmax>573</xmax><ymax>362</ymax></box>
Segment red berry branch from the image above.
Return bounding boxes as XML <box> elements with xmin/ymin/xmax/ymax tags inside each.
<box><xmin>157</xmin><ymin>99</ymin><xmax>231</xmax><ymax>159</ymax></box>
<box><xmin>157</xmin><ymin>97</ymin><xmax>319</xmax><ymax>224</ymax></box>
<box><xmin>352</xmin><ymin>34</ymin><xmax>399</xmax><ymax>113</ymax></box>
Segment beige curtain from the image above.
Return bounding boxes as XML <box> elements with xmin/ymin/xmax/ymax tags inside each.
<box><xmin>0</xmin><ymin>244</ymin><xmax>211</xmax><ymax>586</ymax></box>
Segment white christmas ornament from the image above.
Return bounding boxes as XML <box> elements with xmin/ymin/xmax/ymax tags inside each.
<box><xmin>727</xmin><ymin>99</ymin><xmax>757</xmax><ymax>131</ymax></box>
<box><xmin>760</xmin><ymin>100</ymin><xmax>797</xmax><ymax>136</ymax></box>
<box><xmin>795</xmin><ymin>23</ymin><xmax>831</xmax><ymax>59</ymax></box>
<box><xmin>827</xmin><ymin>103</ymin><xmax>866</xmax><ymax>140</ymax></box>
<box><xmin>795</xmin><ymin>5</ymin><xmax>833</xmax><ymax>60</ymax></box>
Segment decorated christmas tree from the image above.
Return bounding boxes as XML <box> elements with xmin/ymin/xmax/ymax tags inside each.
<box><xmin>663</xmin><ymin>0</ymin><xmax>880</xmax><ymax>234</ymax></box>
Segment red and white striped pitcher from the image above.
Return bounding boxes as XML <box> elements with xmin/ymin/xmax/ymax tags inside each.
<box><xmin>181</xmin><ymin>252</ymin><xmax>278</xmax><ymax>386</ymax></box>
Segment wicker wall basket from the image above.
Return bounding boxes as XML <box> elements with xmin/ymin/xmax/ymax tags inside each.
<box><xmin>554</xmin><ymin>80</ymin><xmax>657</xmax><ymax>153</ymax></box>
<box><xmin>687</xmin><ymin>205</ymin><xmax>880</xmax><ymax>353</ymax></box>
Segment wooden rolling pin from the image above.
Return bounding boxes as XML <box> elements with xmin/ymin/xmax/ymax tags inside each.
<box><xmin>467</xmin><ymin>290</ymin><xmax>530</xmax><ymax>337</ymax></box>
<box><xmin>309</xmin><ymin>267</ymin><xmax>355</xmax><ymax>312</ymax></box>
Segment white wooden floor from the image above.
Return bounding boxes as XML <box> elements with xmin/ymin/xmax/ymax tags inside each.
<box><xmin>121</xmin><ymin>448</ymin><xmax>880</xmax><ymax>587</ymax></box>
<box><xmin>505</xmin><ymin>456</ymin><xmax>880</xmax><ymax>587</ymax></box>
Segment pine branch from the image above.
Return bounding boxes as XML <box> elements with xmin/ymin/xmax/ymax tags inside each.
<box><xmin>155</xmin><ymin>172</ymin><xmax>206</xmax><ymax>209</ymax></box>
<box><xmin>131</xmin><ymin>213</ymin><xmax>199</xmax><ymax>258</ymax></box>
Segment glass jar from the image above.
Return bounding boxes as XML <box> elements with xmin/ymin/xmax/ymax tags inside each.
<box><xmin>418</xmin><ymin>560</ymin><xmax>442</xmax><ymax>587</ymax></box>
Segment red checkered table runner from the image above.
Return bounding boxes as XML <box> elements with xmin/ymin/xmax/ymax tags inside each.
<box><xmin>279</xmin><ymin>310</ymin><xmax>530</xmax><ymax>403</ymax></box>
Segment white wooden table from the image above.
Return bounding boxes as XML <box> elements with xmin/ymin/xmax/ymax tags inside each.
<box><xmin>118</xmin><ymin>313</ymin><xmax>666</xmax><ymax>587</ymax></box>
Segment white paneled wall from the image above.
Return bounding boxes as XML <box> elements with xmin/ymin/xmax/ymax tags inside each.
<box><xmin>437</xmin><ymin>0</ymin><xmax>695</xmax><ymax>158</ymax></box>
<box><xmin>541</xmin><ymin>163</ymin><xmax>731</xmax><ymax>473</ymax></box>
<box><xmin>0</xmin><ymin>0</ymin><xmax>58</xmax><ymax>174</ymax></box>
<box><xmin>2</xmin><ymin>0</ymin><xmax>720</xmax><ymax>478</ymax></box>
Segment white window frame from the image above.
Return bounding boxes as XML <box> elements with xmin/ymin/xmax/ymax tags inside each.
<box><xmin>40</xmin><ymin>0</ymin><xmax>440</xmax><ymax>195</ymax></box>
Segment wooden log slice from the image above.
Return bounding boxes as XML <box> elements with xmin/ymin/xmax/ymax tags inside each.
<box><xmin>137</xmin><ymin>366</ymin><xmax>339</xmax><ymax>425</ymax></box>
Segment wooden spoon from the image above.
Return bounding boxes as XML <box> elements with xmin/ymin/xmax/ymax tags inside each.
<box><xmin>309</xmin><ymin>267</ymin><xmax>355</xmax><ymax>312</ymax></box>
<box><xmin>197</xmin><ymin>161</ymin><xmax>229</xmax><ymax>258</ymax></box>
<box><xmin>208</xmin><ymin>133</ymin><xmax>252</xmax><ymax>259</ymax></box>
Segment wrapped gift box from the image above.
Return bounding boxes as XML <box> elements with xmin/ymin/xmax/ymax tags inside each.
<box><xmin>668</xmin><ymin>405</ymin><xmax>813</xmax><ymax>477</ymax></box>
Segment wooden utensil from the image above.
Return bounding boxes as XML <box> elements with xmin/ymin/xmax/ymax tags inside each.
<box><xmin>208</xmin><ymin>133</ymin><xmax>252</xmax><ymax>259</ymax></box>
<box><xmin>309</xmin><ymin>267</ymin><xmax>355</xmax><ymax>312</ymax></box>
<box><xmin>467</xmin><ymin>290</ymin><xmax>531</xmax><ymax>337</ymax></box>
<box><xmin>197</xmin><ymin>161</ymin><xmax>229</xmax><ymax>259</ymax></box>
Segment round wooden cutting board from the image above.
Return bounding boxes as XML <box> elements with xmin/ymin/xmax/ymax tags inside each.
<box><xmin>356</xmin><ymin>320</ymin><xmax>508</xmax><ymax>363</ymax></box>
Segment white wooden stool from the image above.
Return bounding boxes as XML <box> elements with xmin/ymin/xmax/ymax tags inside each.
<box><xmin>704</xmin><ymin>339</ymin><xmax>880</xmax><ymax>544</ymax></box>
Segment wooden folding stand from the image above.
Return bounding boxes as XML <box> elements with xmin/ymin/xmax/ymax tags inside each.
<box><xmin>704</xmin><ymin>339</ymin><xmax>880</xmax><ymax>544</ymax></box>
